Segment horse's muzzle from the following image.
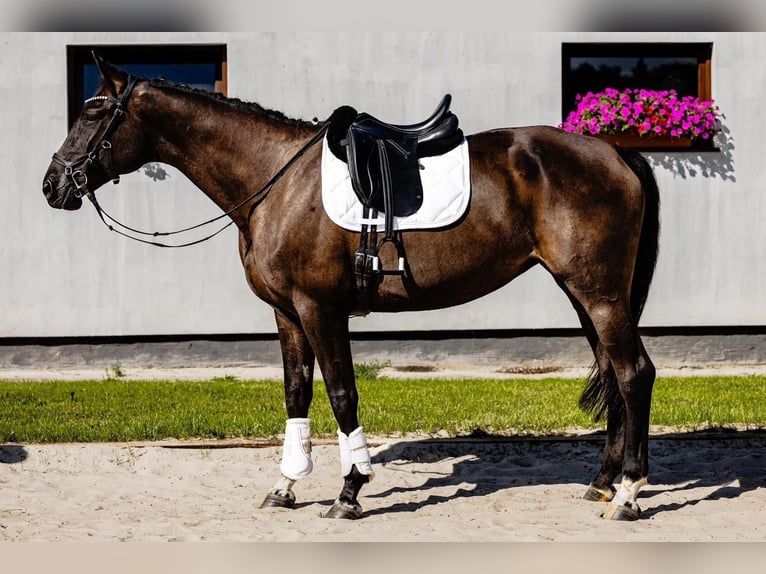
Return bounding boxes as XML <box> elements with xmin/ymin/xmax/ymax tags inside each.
<box><xmin>42</xmin><ymin>174</ymin><xmax>83</xmax><ymax>210</ymax></box>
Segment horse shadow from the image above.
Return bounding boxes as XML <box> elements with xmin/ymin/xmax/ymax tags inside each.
<box><xmin>366</xmin><ymin>428</ymin><xmax>766</xmax><ymax>518</ymax></box>
<box><xmin>0</xmin><ymin>444</ymin><xmax>29</xmax><ymax>464</ymax></box>
<box><xmin>636</xmin><ymin>428</ymin><xmax>766</xmax><ymax>518</ymax></box>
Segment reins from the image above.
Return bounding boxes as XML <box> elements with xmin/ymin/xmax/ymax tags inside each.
<box><xmin>53</xmin><ymin>74</ymin><xmax>330</xmax><ymax>248</ymax></box>
<box><xmin>86</xmin><ymin>122</ymin><xmax>329</xmax><ymax>248</ymax></box>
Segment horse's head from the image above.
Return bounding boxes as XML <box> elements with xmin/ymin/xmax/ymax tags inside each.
<box><xmin>42</xmin><ymin>52</ymin><xmax>151</xmax><ymax>210</ymax></box>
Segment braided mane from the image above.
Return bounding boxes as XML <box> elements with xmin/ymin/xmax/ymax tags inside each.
<box><xmin>146</xmin><ymin>77</ymin><xmax>316</xmax><ymax>129</ymax></box>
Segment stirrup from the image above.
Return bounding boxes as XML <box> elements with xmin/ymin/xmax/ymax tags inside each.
<box><xmin>375</xmin><ymin>236</ymin><xmax>406</xmax><ymax>276</ymax></box>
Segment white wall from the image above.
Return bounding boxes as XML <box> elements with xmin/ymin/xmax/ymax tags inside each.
<box><xmin>1</xmin><ymin>32</ymin><xmax>764</xmax><ymax>337</ymax></box>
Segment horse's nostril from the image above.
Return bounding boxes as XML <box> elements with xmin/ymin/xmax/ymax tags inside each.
<box><xmin>43</xmin><ymin>178</ymin><xmax>54</xmax><ymax>197</ymax></box>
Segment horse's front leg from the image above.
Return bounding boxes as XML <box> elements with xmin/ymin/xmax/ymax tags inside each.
<box><xmin>260</xmin><ymin>309</ymin><xmax>316</xmax><ymax>509</ymax></box>
<box><xmin>301</xmin><ymin>304</ymin><xmax>374</xmax><ymax>520</ymax></box>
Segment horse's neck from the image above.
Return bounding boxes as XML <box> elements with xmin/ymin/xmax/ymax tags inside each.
<box><xmin>139</xmin><ymin>89</ymin><xmax>306</xmax><ymax>228</ymax></box>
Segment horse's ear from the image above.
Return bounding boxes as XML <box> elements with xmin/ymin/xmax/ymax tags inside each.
<box><xmin>92</xmin><ymin>51</ymin><xmax>125</xmax><ymax>96</ymax></box>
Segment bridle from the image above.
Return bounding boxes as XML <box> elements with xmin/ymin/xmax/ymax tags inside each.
<box><xmin>49</xmin><ymin>74</ymin><xmax>329</xmax><ymax>248</ymax></box>
<box><xmin>51</xmin><ymin>75</ymin><xmax>139</xmax><ymax>198</ymax></box>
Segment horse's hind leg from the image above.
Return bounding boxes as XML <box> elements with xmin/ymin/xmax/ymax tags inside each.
<box><xmin>558</xmin><ymin>286</ymin><xmax>624</xmax><ymax>502</ymax></box>
<box><xmin>582</xmin><ymin>342</ymin><xmax>626</xmax><ymax>503</ymax></box>
<box><xmin>565</xmin><ymin>289</ymin><xmax>655</xmax><ymax>520</ymax></box>
<box><xmin>260</xmin><ymin>310</ymin><xmax>316</xmax><ymax>510</ymax></box>
<box><xmin>587</xmin><ymin>301</ymin><xmax>655</xmax><ymax>520</ymax></box>
<box><xmin>604</xmin><ymin>335</ymin><xmax>655</xmax><ymax>521</ymax></box>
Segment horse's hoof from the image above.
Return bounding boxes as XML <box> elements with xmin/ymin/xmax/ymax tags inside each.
<box><xmin>583</xmin><ymin>484</ymin><xmax>616</xmax><ymax>502</ymax></box>
<box><xmin>323</xmin><ymin>500</ymin><xmax>363</xmax><ymax>520</ymax></box>
<box><xmin>259</xmin><ymin>489</ymin><xmax>296</xmax><ymax>509</ymax></box>
<box><xmin>602</xmin><ymin>502</ymin><xmax>641</xmax><ymax>521</ymax></box>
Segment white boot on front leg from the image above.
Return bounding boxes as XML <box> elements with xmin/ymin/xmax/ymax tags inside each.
<box><xmin>280</xmin><ymin>417</ymin><xmax>313</xmax><ymax>479</ymax></box>
<box><xmin>323</xmin><ymin>426</ymin><xmax>374</xmax><ymax>519</ymax></box>
<box><xmin>260</xmin><ymin>418</ymin><xmax>313</xmax><ymax>509</ymax></box>
<box><xmin>338</xmin><ymin>426</ymin><xmax>374</xmax><ymax>479</ymax></box>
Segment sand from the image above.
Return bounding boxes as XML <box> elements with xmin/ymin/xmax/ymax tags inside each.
<box><xmin>1</xmin><ymin>364</ymin><xmax>765</xmax><ymax>545</ymax></box>
<box><xmin>1</xmin><ymin>431</ymin><xmax>765</xmax><ymax>542</ymax></box>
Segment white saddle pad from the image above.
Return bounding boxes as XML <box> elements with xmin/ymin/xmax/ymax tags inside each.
<box><xmin>321</xmin><ymin>136</ymin><xmax>471</xmax><ymax>232</ymax></box>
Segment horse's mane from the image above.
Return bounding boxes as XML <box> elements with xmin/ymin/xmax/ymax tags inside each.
<box><xmin>145</xmin><ymin>77</ymin><xmax>316</xmax><ymax>129</ymax></box>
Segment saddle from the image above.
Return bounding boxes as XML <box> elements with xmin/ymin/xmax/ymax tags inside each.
<box><xmin>343</xmin><ymin>94</ymin><xmax>462</xmax><ymax>217</ymax></box>
<box><xmin>326</xmin><ymin>95</ymin><xmax>464</xmax><ymax>315</ymax></box>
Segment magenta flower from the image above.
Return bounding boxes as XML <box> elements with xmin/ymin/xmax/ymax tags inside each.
<box><xmin>559</xmin><ymin>88</ymin><xmax>719</xmax><ymax>139</ymax></box>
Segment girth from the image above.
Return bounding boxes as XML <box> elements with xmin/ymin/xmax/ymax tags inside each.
<box><xmin>327</xmin><ymin>95</ymin><xmax>463</xmax><ymax>316</ymax></box>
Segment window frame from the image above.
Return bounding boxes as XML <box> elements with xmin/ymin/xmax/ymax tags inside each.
<box><xmin>561</xmin><ymin>42</ymin><xmax>714</xmax><ymax>150</ymax></box>
<box><xmin>66</xmin><ymin>44</ymin><xmax>227</xmax><ymax>128</ymax></box>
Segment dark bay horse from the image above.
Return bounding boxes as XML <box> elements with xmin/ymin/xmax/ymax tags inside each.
<box><xmin>42</xmin><ymin>54</ymin><xmax>660</xmax><ymax>521</ymax></box>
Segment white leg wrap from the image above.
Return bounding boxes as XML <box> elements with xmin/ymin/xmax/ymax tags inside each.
<box><xmin>612</xmin><ymin>476</ymin><xmax>648</xmax><ymax>506</ymax></box>
<box><xmin>280</xmin><ymin>418</ymin><xmax>313</xmax><ymax>480</ymax></box>
<box><xmin>338</xmin><ymin>426</ymin><xmax>374</xmax><ymax>479</ymax></box>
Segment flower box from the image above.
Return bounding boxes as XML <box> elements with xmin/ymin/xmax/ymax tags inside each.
<box><xmin>560</xmin><ymin>88</ymin><xmax>719</xmax><ymax>150</ymax></box>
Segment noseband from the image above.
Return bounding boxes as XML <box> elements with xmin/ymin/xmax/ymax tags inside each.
<box><xmin>51</xmin><ymin>75</ymin><xmax>139</xmax><ymax>198</ymax></box>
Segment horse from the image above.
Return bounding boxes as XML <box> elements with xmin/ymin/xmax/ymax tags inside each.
<box><xmin>42</xmin><ymin>53</ymin><xmax>660</xmax><ymax>521</ymax></box>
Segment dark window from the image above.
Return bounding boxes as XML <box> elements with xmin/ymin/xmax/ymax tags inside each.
<box><xmin>66</xmin><ymin>44</ymin><xmax>227</xmax><ymax>128</ymax></box>
<box><xmin>561</xmin><ymin>43</ymin><xmax>713</xmax><ymax>149</ymax></box>
<box><xmin>561</xmin><ymin>42</ymin><xmax>712</xmax><ymax>122</ymax></box>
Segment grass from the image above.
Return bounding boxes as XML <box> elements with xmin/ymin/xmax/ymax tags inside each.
<box><xmin>353</xmin><ymin>360</ymin><xmax>391</xmax><ymax>380</ymax></box>
<box><xmin>103</xmin><ymin>361</ymin><xmax>126</xmax><ymax>381</ymax></box>
<box><xmin>1</xmin><ymin>375</ymin><xmax>765</xmax><ymax>443</ymax></box>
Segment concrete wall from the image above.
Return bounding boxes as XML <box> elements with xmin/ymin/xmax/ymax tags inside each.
<box><xmin>2</xmin><ymin>32</ymin><xmax>764</xmax><ymax>338</ymax></box>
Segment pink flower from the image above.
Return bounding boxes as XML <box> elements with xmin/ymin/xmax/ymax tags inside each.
<box><xmin>558</xmin><ymin>87</ymin><xmax>718</xmax><ymax>140</ymax></box>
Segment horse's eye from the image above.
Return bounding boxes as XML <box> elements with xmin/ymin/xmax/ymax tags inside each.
<box><xmin>81</xmin><ymin>97</ymin><xmax>110</xmax><ymax>121</ymax></box>
<box><xmin>82</xmin><ymin>108</ymin><xmax>104</xmax><ymax>122</ymax></box>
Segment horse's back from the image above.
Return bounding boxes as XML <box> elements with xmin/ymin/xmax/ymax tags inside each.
<box><xmin>469</xmin><ymin>125</ymin><xmax>644</xmax><ymax>214</ymax></box>
<box><xmin>471</xmin><ymin>124</ymin><xmax>635</xmax><ymax>179</ymax></box>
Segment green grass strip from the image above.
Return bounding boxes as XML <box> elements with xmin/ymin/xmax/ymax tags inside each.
<box><xmin>1</xmin><ymin>375</ymin><xmax>765</xmax><ymax>443</ymax></box>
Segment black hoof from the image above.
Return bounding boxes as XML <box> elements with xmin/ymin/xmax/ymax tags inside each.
<box><xmin>260</xmin><ymin>489</ymin><xmax>296</xmax><ymax>509</ymax></box>
<box><xmin>323</xmin><ymin>500</ymin><xmax>363</xmax><ymax>520</ymax></box>
<box><xmin>583</xmin><ymin>484</ymin><xmax>616</xmax><ymax>502</ymax></box>
<box><xmin>602</xmin><ymin>502</ymin><xmax>641</xmax><ymax>521</ymax></box>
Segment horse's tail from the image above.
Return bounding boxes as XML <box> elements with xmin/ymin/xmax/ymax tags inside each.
<box><xmin>579</xmin><ymin>146</ymin><xmax>660</xmax><ymax>420</ymax></box>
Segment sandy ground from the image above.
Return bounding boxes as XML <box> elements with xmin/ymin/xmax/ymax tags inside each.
<box><xmin>1</xmin><ymin>431</ymin><xmax>765</xmax><ymax>543</ymax></box>
<box><xmin>2</xmin><ymin>363</ymin><xmax>766</xmax><ymax>544</ymax></box>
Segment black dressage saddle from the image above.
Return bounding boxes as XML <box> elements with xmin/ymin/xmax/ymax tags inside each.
<box><xmin>334</xmin><ymin>94</ymin><xmax>463</xmax><ymax>217</ymax></box>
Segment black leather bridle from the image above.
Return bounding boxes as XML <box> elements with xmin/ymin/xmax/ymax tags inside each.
<box><xmin>51</xmin><ymin>75</ymin><xmax>139</xmax><ymax>199</ymax></box>
<box><xmin>49</xmin><ymin>73</ymin><xmax>330</xmax><ymax>248</ymax></box>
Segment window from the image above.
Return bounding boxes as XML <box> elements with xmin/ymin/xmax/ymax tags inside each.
<box><xmin>66</xmin><ymin>44</ymin><xmax>227</xmax><ymax>128</ymax></box>
<box><xmin>561</xmin><ymin>42</ymin><xmax>714</xmax><ymax>149</ymax></box>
